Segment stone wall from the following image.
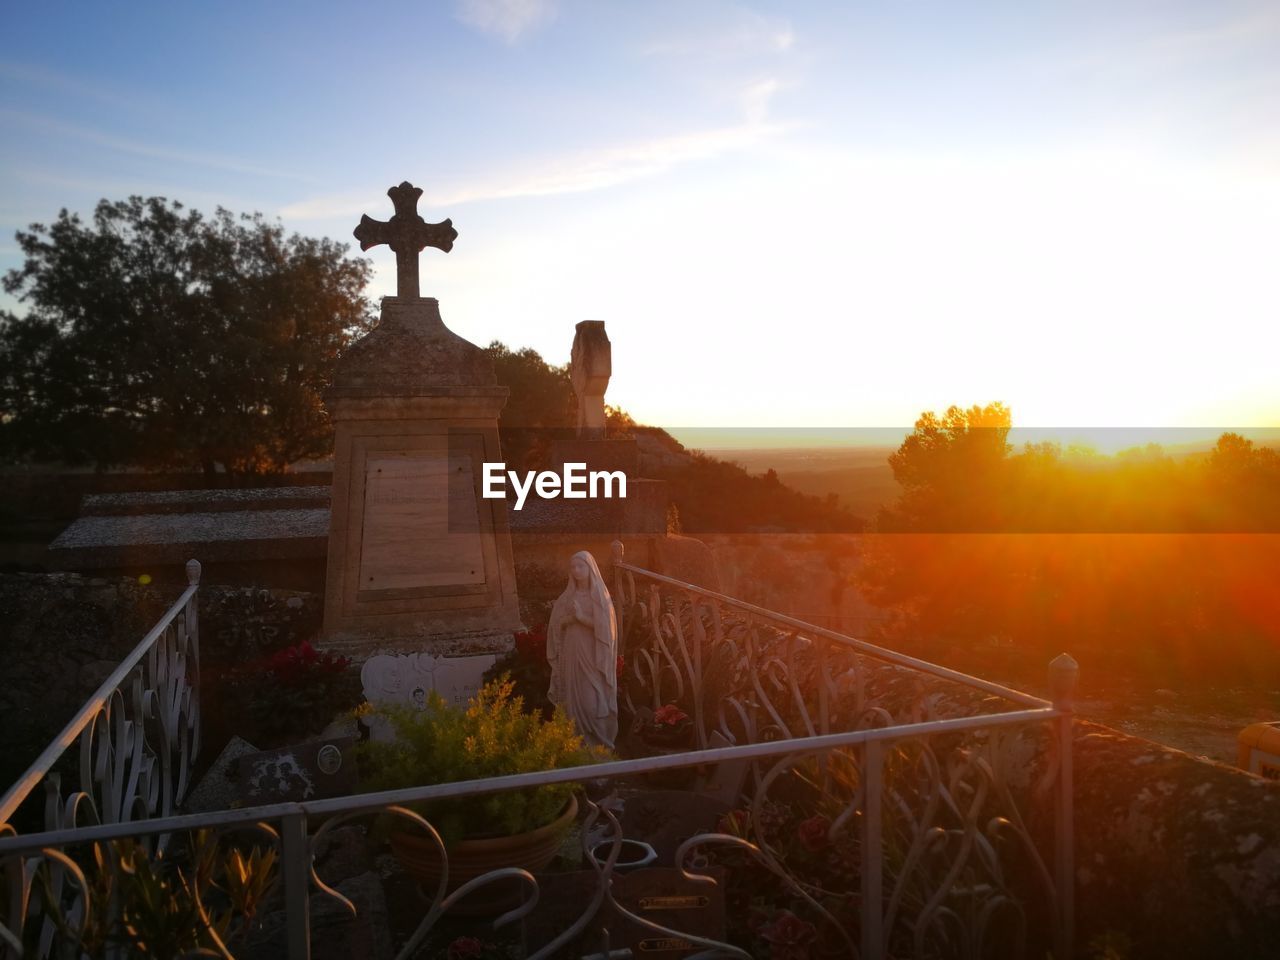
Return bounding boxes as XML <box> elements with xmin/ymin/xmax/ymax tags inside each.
<box><xmin>1072</xmin><ymin>719</ymin><xmax>1280</xmax><ymax>959</ymax></box>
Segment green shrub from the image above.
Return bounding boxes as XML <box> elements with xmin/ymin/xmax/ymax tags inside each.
<box><xmin>356</xmin><ymin>676</ymin><xmax>605</xmax><ymax>845</ymax></box>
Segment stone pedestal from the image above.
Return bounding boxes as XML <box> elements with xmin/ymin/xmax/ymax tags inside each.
<box><xmin>320</xmin><ymin>297</ymin><xmax>520</xmax><ymax>659</ymax></box>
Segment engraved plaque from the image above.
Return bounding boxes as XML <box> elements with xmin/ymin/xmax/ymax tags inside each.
<box><xmin>358</xmin><ymin>453</ymin><xmax>484</xmax><ymax>590</ymax></box>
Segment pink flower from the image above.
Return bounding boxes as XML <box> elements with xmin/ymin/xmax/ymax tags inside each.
<box><xmin>446</xmin><ymin>937</ymin><xmax>485</xmax><ymax>960</ymax></box>
<box><xmin>796</xmin><ymin>814</ymin><xmax>831</xmax><ymax>852</ymax></box>
<box><xmin>758</xmin><ymin>910</ymin><xmax>817</xmax><ymax>960</ymax></box>
<box><xmin>653</xmin><ymin>704</ymin><xmax>689</xmax><ymax>726</ymax></box>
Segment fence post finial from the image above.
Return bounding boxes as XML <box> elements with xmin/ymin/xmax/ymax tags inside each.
<box><xmin>186</xmin><ymin>559</ymin><xmax>202</xmax><ymax>586</ymax></box>
<box><xmin>611</xmin><ymin>540</ymin><xmax>624</xmax><ymax>565</ymax></box>
<box><xmin>1048</xmin><ymin>652</ymin><xmax>1078</xmax><ymax>709</ymax></box>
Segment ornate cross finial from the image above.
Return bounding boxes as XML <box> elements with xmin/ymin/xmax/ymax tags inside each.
<box><xmin>353</xmin><ymin>181</ymin><xmax>457</xmax><ymax>299</ymax></box>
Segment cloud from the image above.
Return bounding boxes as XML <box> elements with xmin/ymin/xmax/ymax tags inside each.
<box><xmin>0</xmin><ymin>60</ymin><xmax>156</xmax><ymax>114</ymax></box>
<box><xmin>454</xmin><ymin>0</ymin><xmax>556</xmax><ymax>43</ymax></box>
<box><xmin>1</xmin><ymin>109</ymin><xmax>313</xmax><ymax>183</ymax></box>
<box><xmin>1136</xmin><ymin>6</ymin><xmax>1280</xmax><ymax>65</ymax></box>
<box><xmin>280</xmin><ymin>116</ymin><xmax>787</xmax><ymax>220</ymax></box>
<box><xmin>740</xmin><ymin>78</ymin><xmax>780</xmax><ymax>125</ymax></box>
<box><xmin>1038</xmin><ymin>6</ymin><xmax>1280</xmax><ymax>78</ymax></box>
<box><xmin>641</xmin><ymin>10</ymin><xmax>794</xmax><ymax>59</ymax></box>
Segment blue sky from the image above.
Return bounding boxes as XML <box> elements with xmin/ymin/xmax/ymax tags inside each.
<box><xmin>3</xmin><ymin>1</ymin><xmax>1279</xmax><ymax>437</ymax></box>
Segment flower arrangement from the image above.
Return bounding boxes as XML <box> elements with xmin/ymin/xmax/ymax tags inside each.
<box><xmin>637</xmin><ymin>701</ymin><xmax>694</xmax><ymax>749</ymax></box>
<box><xmin>652</xmin><ymin>703</ymin><xmax>689</xmax><ymax>726</ymax></box>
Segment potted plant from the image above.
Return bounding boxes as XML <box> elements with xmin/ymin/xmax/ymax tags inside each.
<box><xmin>356</xmin><ymin>677</ymin><xmax>605</xmax><ymax>904</ymax></box>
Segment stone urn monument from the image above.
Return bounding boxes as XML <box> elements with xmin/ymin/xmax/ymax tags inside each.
<box><xmin>319</xmin><ymin>181</ymin><xmax>520</xmax><ymax>695</ymax></box>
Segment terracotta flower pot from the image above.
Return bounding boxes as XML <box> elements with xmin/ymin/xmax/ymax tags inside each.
<box><xmin>389</xmin><ymin>794</ymin><xmax>578</xmax><ymax>910</ymax></box>
<box><xmin>642</xmin><ymin>719</ymin><xmax>695</xmax><ymax>748</ymax></box>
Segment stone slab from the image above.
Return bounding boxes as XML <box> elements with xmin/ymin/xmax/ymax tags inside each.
<box><xmin>47</xmin><ymin>482</ymin><xmax>666</xmax><ymax>573</ymax></box>
<box><xmin>617</xmin><ymin>789</ymin><xmax>732</xmax><ymax>869</ymax></box>
<box><xmin>236</xmin><ymin>737</ymin><xmax>357</xmax><ymax>804</ymax></box>
<box><xmin>183</xmin><ymin>735</ymin><xmax>260</xmax><ymax>814</ymax></box>
<box><xmin>80</xmin><ymin>486</ymin><xmax>329</xmax><ymax>516</ymax></box>
<box><xmin>49</xmin><ymin>508</ymin><xmax>329</xmax><ymax>568</ymax></box>
<box><xmin>360</xmin><ymin>651</ymin><xmax>497</xmax><ymax>710</ymax></box>
<box><xmin>359</xmin><ymin>453</ymin><xmax>484</xmax><ymax>590</ymax></box>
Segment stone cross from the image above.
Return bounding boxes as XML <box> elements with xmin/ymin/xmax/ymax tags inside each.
<box><xmin>353</xmin><ymin>181</ymin><xmax>457</xmax><ymax>300</ymax></box>
<box><xmin>571</xmin><ymin>320</ymin><xmax>612</xmax><ymax>439</ymax></box>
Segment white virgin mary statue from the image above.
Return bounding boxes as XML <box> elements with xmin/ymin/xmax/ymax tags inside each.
<box><xmin>547</xmin><ymin>550</ymin><xmax>618</xmax><ymax>750</ymax></box>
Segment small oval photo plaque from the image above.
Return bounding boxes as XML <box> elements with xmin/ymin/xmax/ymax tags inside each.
<box><xmin>317</xmin><ymin>743</ymin><xmax>343</xmax><ymax>775</ymax></box>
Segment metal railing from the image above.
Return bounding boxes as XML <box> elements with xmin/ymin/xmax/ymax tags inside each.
<box><xmin>609</xmin><ymin>541</ymin><xmax>1076</xmax><ymax>960</ymax></box>
<box><xmin>0</xmin><ymin>546</ymin><xmax>1074</xmax><ymax>960</ymax></box>
<box><xmin>0</xmin><ymin>559</ymin><xmax>203</xmax><ymax>831</ymax></box>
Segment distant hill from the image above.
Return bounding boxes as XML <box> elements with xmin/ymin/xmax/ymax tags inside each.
<box><xmin>712</xmin><ymin>447</ymin><xmax>902</xmax><ymax>520</ymax></box>
<box><xmin>486</xmin><ymin>343</ymin><xmax>863</xmax><ymax>533</ymax></box>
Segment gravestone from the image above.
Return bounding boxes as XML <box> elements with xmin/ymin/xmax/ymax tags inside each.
<box><xmin>359</xmin><ymin>650</ymin><xmax>493</xmax><ymax>710</ymax></box>
<box><xmin>320</xmin><ymin>182</ymin><xmax>520</xmax><ymax>671</ymax></box>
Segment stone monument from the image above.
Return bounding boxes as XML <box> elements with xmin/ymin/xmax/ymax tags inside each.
<box><xmin>320</xmin><ymin>181</ymin><xmax>520</xmax><ymax>695</ymax></box>
<box><xmin>571</xmin><ymin>320</ymin><xmax>611</xmax><ymax>440</ymax></box>
<box><xmin>548</xmin><ymin>319</ymin><xmax>639</xmax><ymax>479</ymax></box>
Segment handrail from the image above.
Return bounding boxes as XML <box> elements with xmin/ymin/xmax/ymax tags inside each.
<box><xmin>615</xmin><ymin>558</ymin><xmax>1050</xmax><ymax>708</ymax></box>
<box><xmin>0</xmin><ymin>704</ymin><xmax>1057</xmax><ymax>858</ymax></box>
<box><xmin>0</xmin><ymin>561</ymin><xmax>202</xmax><ymax>825</ymax></box>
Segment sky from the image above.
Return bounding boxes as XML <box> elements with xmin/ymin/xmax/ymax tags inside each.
<box><xmin>3</xmin><ymin>0</ymin><xmax>1279</xmax><ymax>444</ymax></box>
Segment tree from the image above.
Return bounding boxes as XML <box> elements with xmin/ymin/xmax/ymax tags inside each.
<box><xmin>484</xmin><ymin>341</ymin><xmax>573</xmax><ymax>429</ymax></box>
<box><xmin>0</xmin><ymin>196</ymin><xmax>373</xmax><ymax>476</ymax></box>
<box><xmin>484</xmin><ymin>341</ymin><xmax>574</xmax><ymax>470</ymax></box>
<box><xmin>879</xmin><ymin>402</ymin><xmax>1012</xmax><ymax>532</ymax></box>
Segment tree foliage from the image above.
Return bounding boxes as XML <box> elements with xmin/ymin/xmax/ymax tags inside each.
<box><xmin>858</xmin><ymin>405</ymin><xmax>1280</xmax><ymax>680</ymax></box>
<box><xmin>0</xmin><ymin>196</ymin><xmax>373</xmax><ymax>475</ymax></box>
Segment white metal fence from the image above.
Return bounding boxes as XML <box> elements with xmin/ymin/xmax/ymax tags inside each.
<box><xmin>0</xmin><ymin>547</ymin><xmax>1074</xmax><ymax>959</ymax></box>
